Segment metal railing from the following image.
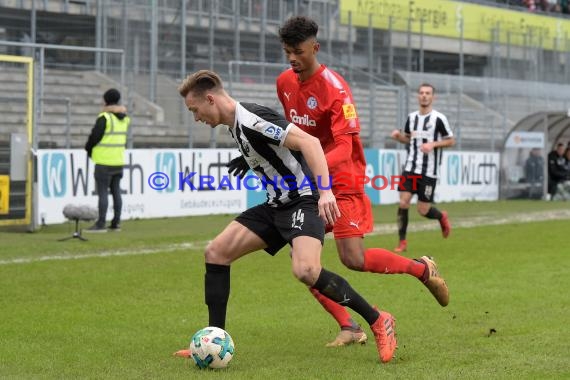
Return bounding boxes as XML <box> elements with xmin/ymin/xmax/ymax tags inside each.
<box><xmin>1</xmin><ymin>0</ymin><xmax>569</xmax><ymax>150</ymax></box>
<box><xmin>39</xmin><ymin>97</ymin><xmax>72</xmax><ymax>148</ymax></box>
<box><xmin>0</xmin><ymin>40</ymin><xmax>124</xmax><ymax>151</ymax></box>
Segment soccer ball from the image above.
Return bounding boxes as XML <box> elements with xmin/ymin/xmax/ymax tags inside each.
<box><xmin>189</xmin><ymin>326</ymin><xmax>235</xmax><ymax>369</ymax></box>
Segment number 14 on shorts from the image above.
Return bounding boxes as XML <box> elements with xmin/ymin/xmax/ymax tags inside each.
<box><xmin>291</xmin><ymin>209</ymin><xmax>305</xmax><ymax>230</ymax></box>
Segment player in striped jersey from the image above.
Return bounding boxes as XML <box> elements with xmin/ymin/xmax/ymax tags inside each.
<box><xmin>390</xmin><ymin>83</ymin><xmax>455</xmax><ymax>253</ymax></box>
<box><xmin>175</xmin><ymin>69</ymin><xmax>397</xmax><ymax>363</ymax></box>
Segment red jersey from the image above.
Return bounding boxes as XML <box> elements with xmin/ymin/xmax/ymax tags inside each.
<box><xmin>276</xmin><ymin>65</ymin><xmax>366</xmax><ymax>194</ymax></box>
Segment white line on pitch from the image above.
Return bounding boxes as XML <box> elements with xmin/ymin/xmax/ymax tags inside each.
<box><xmin>1</xmin><ymin>209</ymin><xmax>569</xmax><ymax>266</ymax></box>
<box><xmin>0</xmin><ymin>242</ymin><xmax>209</xmax><ymax>266</ymax></box>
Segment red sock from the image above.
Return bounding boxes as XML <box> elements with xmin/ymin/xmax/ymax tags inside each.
<box><xmin>309</xmin><ymin>288</ymin><xmax>356</xmax><ymax>329</ymax></box>
<box><xmin>363</xmin><ymin>248</ymin><xmax>425</xmax><ymax>279</ymax></box>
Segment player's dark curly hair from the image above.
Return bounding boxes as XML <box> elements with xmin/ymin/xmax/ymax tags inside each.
<box><xmin>278</xmin><ymin>16</ymin><xmax>318</xmax><ymax>46</ymax></box>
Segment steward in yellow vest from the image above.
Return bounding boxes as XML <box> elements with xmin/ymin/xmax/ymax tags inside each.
<box><xmin>84</xmin><ymin>88</ymin><xmax>130</xmax><ymax>232</ymax></box>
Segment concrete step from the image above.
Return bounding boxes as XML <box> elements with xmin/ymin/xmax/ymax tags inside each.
<box><xmin>1</xmin><ymin>82</ymin><xmax>29</xmax><ymax>92</ymax></box>
<box><xmin>42</xmin><ymin>85</ymin><xmax>108</xmax><ymax>96</ymax></box>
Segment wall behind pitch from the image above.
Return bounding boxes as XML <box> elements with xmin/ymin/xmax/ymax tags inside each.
<box><xmin>437</xmin><ymin>151</ymin><xmax>499</xmax><ymax>202</ymax></box>
<box><xmin>363</xmin><ymin>149</ymin><xmax>500</xmax><ymax>204</ymax></box>
<box><xmin>37</xmin><ymin>149</ymin><xmax>244</xmax><ymax>225</ymax></box>
<box><xmin>238</xmin><ymin>149</ymin><xmax>501</xmax><ymax>207</ymax></box>
<box><xmin>36</xmin><ymin>149</ymin><xmax>499</xmax><ymax>225</ymax></box>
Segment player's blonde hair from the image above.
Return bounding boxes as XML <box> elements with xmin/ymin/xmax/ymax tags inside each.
<box><xmin>178</xmin><ymin>70</ymin><xmax>224</xmax><ymax>98</ymax></box>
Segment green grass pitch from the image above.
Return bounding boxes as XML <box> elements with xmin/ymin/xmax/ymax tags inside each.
<box><xmin>1</xmin><ymin>200</ymin><xmax>569</xmax><ymax>379</ymax></box>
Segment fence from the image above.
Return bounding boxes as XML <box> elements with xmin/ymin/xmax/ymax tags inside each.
<box><xmin>1</xmin><ymin>0</ymin><xmax>569</xmax><ymax>150</ymax></box>
<box><xmin>398</xmin><ymin>70</ymin><xmax>570</xmax><ymax>151</ymax></box>
<box><xmin>2</xmin><ymin>1</ymin><xmax>569</xmax><ymax>83</ymax></box>
<box><xmin>0</xmin><ymin>40</ymin><xmax>126</xmax><ymax>149</ymax></box>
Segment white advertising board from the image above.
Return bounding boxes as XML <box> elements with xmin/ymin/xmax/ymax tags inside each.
<box><xmin>436</xmin><ymin>151</ymin><xmax>500</xmax><ymax>202</ymax></box>
<box><xmin>37</xmin><ymin>149</ymin><xmax>500</xmax><ymax>225</ymax></box>
<box><xmin>37</xmin><ymin>149</ymin><xmax>242</xmax><ymax>225</ymax></box>
<box><xmin>363</xmin><ymin>149</ymin><xmax>500</xmax><ymax>204</ymax></box>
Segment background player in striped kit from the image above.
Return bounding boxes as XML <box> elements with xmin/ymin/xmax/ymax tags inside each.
<box><xmin>390</xmin><ymin>83</ymin><xmax>456</xmax><ymax>253</ymax></box>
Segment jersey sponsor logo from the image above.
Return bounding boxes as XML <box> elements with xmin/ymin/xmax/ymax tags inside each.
<box><xmin>411</xmin><ymin>130</ymin><xmax>433</xmax><ymax>139</ymax></box>
<box><xmin>306</xmin><ymin>96</ymin><xmax>317</xmax><ymax>109</ymax></box>
<box><xmin>289</xmin><ymin>109</ymin><xmax>316</xmax><ymax>127</ymax></box>
<box><xmin>342</xmin><ymin>103</ymin><xmax>357</xmax><ymax>120</ymax></box>
<box><xmin>262</xmin><ymin>125</ymin><xmax>282</xmax><ymax>140</ymax></box>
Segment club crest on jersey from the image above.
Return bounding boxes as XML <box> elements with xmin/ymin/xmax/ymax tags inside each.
<box><xmin>342</xmin><ymin>103</ymin><xmax>357</xmax><ymax>120</ymax></box>
<box><xmin>262</xmin><ymin>125</ymin><xmax>282</xmax><ymax>140</ymax></box>
<box><xmin>306</xmin><ymin>96</ymin><xmax>317</xmax><ymax>109</ymax></box>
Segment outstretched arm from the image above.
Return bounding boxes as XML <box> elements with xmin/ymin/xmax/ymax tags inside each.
<box><xmin>391</xmin><ymin>129</ymin><xmax>411</xmax><ymax>144</ymax></box>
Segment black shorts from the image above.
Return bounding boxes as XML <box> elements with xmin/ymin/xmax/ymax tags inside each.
<box><xmin>235</xmin><ymin>195</ymin><xmax>325</xmax><ymax>255</ymax></box>
<box><xmin>397</xmin><ymin>171</ymin><xmax>437</xmax><ymax>203</ymax></box>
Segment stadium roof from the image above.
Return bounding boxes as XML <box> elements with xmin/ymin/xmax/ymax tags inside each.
<box><xmin>506</xmin><ymin>111</ymin><xmax>570</xmax><ymax>150</ymax></box>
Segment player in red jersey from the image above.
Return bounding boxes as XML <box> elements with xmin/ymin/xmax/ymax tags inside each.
<box><xmin>275</xmin><ymin>16</ymin><xmax>449</xmax><ymax>347</ymax></box>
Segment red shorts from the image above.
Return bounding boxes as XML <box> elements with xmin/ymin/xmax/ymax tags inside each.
<box><xmin>326</xmin><ymin>193</ymin><xmax>374</xmax><ymax>239</ymax></box>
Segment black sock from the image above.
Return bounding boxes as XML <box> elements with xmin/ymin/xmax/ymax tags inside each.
<box><xmin>397</xmin><ymin>208</ymin><xmax>409</xmax><ymax>241</ymax></box>
<box><xmin>205</xmin><ymin>263</ymin><xmax>230</xmax><ymax>329</ymax></box>
<box><xmin>312</xmin><ymin>268</ymin><xmax>380</xmax><ymax>325</ymax></box>
<box><xmin>425</xmin><ymin>207</ymin><xmax>442</xmax><ymax>220</ymax></box>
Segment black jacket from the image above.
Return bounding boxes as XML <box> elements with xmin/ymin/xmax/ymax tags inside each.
<box><xmin>547</xmin><ymin>150</ymin><xmax>567</xmax><ymax>183</ymax></box>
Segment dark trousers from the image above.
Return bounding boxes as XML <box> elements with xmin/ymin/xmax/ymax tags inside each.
<box><xmin>548</xmin><ymin>179</ymin><xmax>559</xmax><ymax>198</ymax></box>
<box><xmin>94</xmin><ymin>164</ymin><xmax>124</xmax><ymax>227</ymax></box>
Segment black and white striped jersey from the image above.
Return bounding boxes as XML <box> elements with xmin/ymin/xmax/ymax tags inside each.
<box><xmin>403</xmin><ymin>109</ymin><xmax>453</xmax><ymax>179</ymax></box>
<box><xmin>228</xmin><ymin>102</ymin><xmax>318</xmax><ymax>206</ymax></box>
